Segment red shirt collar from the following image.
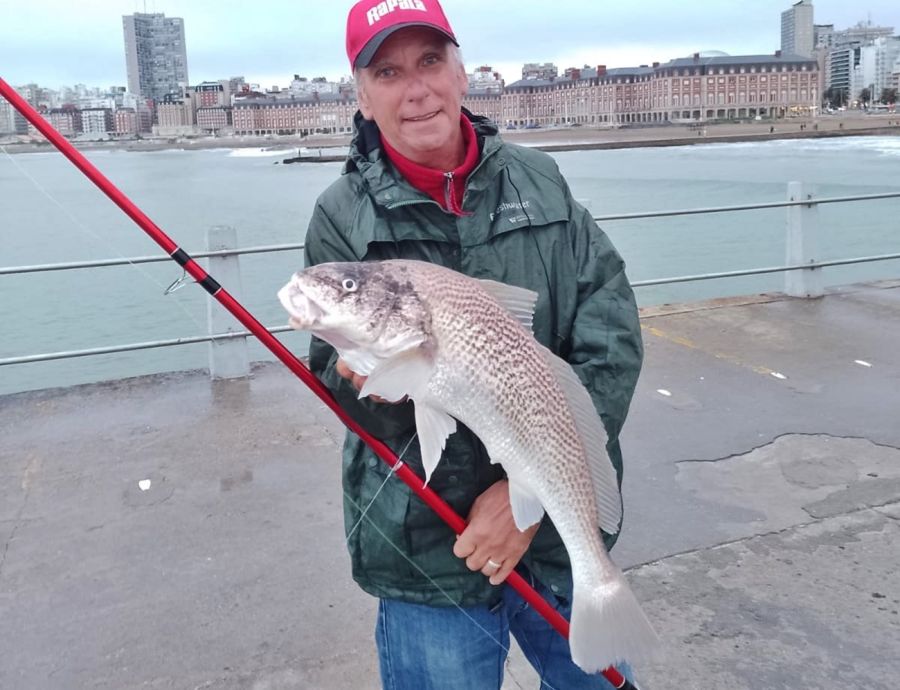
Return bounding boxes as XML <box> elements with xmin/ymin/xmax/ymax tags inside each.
<box><xmin>380</xmin><ymin>114</ymin><xmax>479</xmax><ymax>216</ymax></box>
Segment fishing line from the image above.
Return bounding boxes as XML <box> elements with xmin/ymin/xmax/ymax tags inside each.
<box><xmin>344</xmin><ymin>432</ymin><xmax>417</xmax><ymax>543</ymax></box>
<box><xmin>0</xmin><ymin>88</ymin><xmax>634</xmax><ymax>690</ymax></box>
<box><xmin>0</xmin><ymin>145</ymin><xmax>207</xmax><ymax>334</ymax></box>
<box><xmin>343</xmin><ymin>489</ymin><xmax>561</xmax><ymax>690</ymax></box>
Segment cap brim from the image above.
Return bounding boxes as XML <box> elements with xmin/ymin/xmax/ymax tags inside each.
<box><xmin>355</xmin><ymin>22</ymin><xmax>458</xmax><ymax>69</ymax></box>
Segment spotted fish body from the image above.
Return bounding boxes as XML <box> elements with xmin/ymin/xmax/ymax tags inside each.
<box><xmin>278</xmin><ymin>259</ymin><xmax>658</xmax><ymax>672</ymax></box>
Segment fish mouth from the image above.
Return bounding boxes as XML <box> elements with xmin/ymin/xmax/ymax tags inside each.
<box><xmin>277</xmin><ymin>277</ymin><xmax>324</xmax><ymax>329</ymax></box>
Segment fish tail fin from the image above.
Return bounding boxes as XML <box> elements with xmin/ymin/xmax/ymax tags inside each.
<box><xmin>569</xmin><ymin>569</ymin><xmax>660</xmax><ymax>674</ymax></box>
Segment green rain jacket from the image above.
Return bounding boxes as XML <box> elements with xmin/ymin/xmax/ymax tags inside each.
<box><xmin>305</xmin><ymin>110</ymin><xmax>643</xmax><ymax>607</ymax></box>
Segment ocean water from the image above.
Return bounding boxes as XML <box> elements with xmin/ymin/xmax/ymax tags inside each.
<box><xmin>1</xmin><ymin>136</ymin><xmax>898</xmax><ymax>395</ymax></box>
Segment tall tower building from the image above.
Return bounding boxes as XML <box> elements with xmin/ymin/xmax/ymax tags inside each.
<box><xmin>781</xmin><ymin>0</ymin><xmax>815</xmax><ymax>58</ymax></box>
<box><xmin>123</xmin><ymin>13</ymin><xmax>189</xmax><ymax>102</ymax></box>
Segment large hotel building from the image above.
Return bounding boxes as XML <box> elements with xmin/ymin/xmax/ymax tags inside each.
<box><xmin>503</xmin><ymin>52</ymin><xmax>819</xmax><ymax>127</ymax></box>
<box><xmin>231</xmin><ymin>51</ymin><xmax>819</xmax><ymax>136</ymax></box>
<box><xmin>5</xmin><ymin>51</ymin><xmax>820</xmax><ymax>140</ymax></box>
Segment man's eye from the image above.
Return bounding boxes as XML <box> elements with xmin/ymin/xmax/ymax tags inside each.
<box><xmin>422</xmin><ymin>54</ymin><xmax>440</xmax><ymax>66</ymax></box>
<box><xmin>376</xmin><ymin>67</ymin><xmax>396</xmax><ymax>78</ymax></box>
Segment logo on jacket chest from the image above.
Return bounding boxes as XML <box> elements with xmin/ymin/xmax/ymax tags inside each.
<box><xmin>490</xmin><ymin>200</ymin><xmax>533</xmax><ymax>224</ymax></box>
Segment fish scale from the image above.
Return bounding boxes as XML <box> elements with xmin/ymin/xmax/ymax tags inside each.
<box><xmin>279</xmin><ymin>258</ymin><xmax>658</xmax><ymax>672</ymax></box>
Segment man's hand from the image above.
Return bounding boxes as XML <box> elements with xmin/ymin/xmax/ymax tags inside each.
<box><xmin>335</xmin><ymin>357</ymin><xmax>405</xmax><ymax>404</ymax></box>
<box><xmin>335</xmin><ymin>357</ymin><xmax>369</xmax><ymax>393</ymax></box>
<box><xmin>452</xmin><ymin>479</ymin><xmax>540</xmax><ymax>586</ymax></box>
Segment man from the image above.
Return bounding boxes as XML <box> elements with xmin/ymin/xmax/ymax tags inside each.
<box><xmin>304</xmin><ymin>1</ymin><xmax>643</xmax><ymax>687</ymax></box>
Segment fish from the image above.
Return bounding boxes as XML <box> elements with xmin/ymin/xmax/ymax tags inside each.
<box><xmin>278</xmin><ymin>258</ymin><xmax>658</xmax><ymax>672</ymax></box>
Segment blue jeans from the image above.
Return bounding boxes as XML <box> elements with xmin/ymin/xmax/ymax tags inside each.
<box><xmin>375</xmin><ymin>574</ymin><xmax>634</xmax><ymax>690</ymax></box>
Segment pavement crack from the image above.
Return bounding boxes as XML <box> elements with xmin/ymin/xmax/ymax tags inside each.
<box><xmin>626</xmin><ymin>501</ymin><xmax>898</xmax><ymax>572</ymax></box>
<box><xmin>0</xmin><ymin>457</ymin><xmax>35</xmax><ymax>580</ymax></box>
<box><xmin>874</xmin><ymin>504</ymin><xmax>900</xmax><ymax>522</ymax></box>
<box><xmin>674</xmin><ymin>432</ymin><xmax>900</xmax><ymax>465</ymax></box>
<box><xmin>0</xmin><ymin>493</ymin><xmax>30</xmax><ymax>580</ymax></box>
<box><xmin>0</xmin><ymin>522</ymin><xmax>20</xmax><ymax>579</ymax></box>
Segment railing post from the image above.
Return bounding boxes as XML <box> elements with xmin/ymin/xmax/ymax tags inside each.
<box><xmin>785</xmin><ymin>181</ymin><xmax>823</xmax><ymax>298</ymax></box>
<box><xmin>206</xmin><ymin>225</ymin><xmax>250</xmax><ymax>379</ymax></box>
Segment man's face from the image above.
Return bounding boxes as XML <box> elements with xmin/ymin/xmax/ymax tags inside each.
<box><xmin>357</xmin><ymin>27</ymin><xmax>468</xmax><ymax>166</ymax></box>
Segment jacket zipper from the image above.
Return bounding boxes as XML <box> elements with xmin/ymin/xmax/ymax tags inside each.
<box><xmin>444</xmin><ymin>172</ymin><xmax>456</xmax><ymax>214</ymax></box>
<box><xmin>384</xmin><ymin>136</ymin><xmax>502</xmax><ymax>212</ymax></box>
<box><xmin>385</xmin><ymin>198</ymin><xmax>441</xmax><ymax>211</ymax></box>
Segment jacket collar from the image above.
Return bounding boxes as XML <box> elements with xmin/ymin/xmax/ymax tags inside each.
<box><xmin>341</xmin><ymin>109</ymin><xmax>509</xmax><ymax>256</ymax></box>
<box><xmin>345</xmin><ymin>108</ymin><xmax>503</xmax><ymax>204</ymax></box>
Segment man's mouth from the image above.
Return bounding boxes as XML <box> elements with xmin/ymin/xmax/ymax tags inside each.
<box><xmin>404</xmin><ymin>110</ymin><xmax>440</xmax><ymax>123</ymax></box>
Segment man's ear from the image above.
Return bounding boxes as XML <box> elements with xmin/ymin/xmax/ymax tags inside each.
<box><xmin>357</xmin><ymin>79</ymin><xmax>375</xmax><ymax>120</ymax></box>
<box><xmin>457</xmin><ymin>63</ymin><xmax>468</xmax><ymax>99</ymax></box>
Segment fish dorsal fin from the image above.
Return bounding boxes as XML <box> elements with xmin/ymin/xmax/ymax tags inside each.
<box><xmin>537</xmin><ymin>344</ymin><xmax>622</xmax><ymax>535</ymax></box>
<box><xmin>359</xmin><ymin>347</ymin><xmax>432</xmax><ymax>403</ymax></box>
<box><xmin>476</xmin><ymin>279</ymin><xmax>539</xmax><ymax>334</ymax></box>
<box><xmin>414</xmin><ymin>403</ymin><xmax>457</xmax><ymax>485</ymax></box>
<box><xmin>508</xmin><ymin>479</ymin><xmax>545</xmax><ymax>531</ymax></box>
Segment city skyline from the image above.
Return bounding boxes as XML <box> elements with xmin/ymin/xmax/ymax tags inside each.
<box><xmin>3</xmin><ymin>0</ymin><xmax>899</xmax><ymax>91</ymax></box>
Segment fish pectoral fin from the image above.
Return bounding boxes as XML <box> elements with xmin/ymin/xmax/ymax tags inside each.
<box><xmin>508</xmin><ymin>480</ymin><xmax>545</xmax><ymax>531</ymax></box>
<box><xmin>537</xmin><ymin>344</ymin><xmax>623</xmax><ymax>536</ymax></box>
<box><xmin>338</xmin><ymin>348</ymin><xmax>381</xmax><ymax>378</ymax></box>
<box><xmin>414</xmin><ymin>403</ymin><xmax>457</xmax><ymax>485</ymax></box>
<box><xmin>475</xmin><ymin>279</ymin><xmax>539</xmax><ymax>334</ymax></box>
<box><xmin>359</xmin><ymin>348</ymin><xmax>432</xmax><ymax>402</ymax></box>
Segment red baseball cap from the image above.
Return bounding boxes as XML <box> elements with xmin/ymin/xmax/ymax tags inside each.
<box><xmin>346</xmin><ymin>0</ymin><xmax>458</xmax><ymax>70</ymax></box>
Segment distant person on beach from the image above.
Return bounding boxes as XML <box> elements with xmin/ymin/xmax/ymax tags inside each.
<box><xmin>301</xmin><ymin>1</ymin><xmax>644</xmax><ymax>688</ymax></box>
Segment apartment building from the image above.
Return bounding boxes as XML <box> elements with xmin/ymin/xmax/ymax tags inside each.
<box><xmin>47</xmin><ymin>108</ymin><xmax>82</xmax><ymax>136</ymax></box>
<box><xmin>782</xmin><ymin>0</ymin><xmax>815</xmax><ymax>58</ymax></box>
<box><xmin>123</xmin><ymin>13</ymin><xmax>189</xmax><ymax>102</ymax></box>
<box><xmin>197</xmin><ymin>106</ymin><xmax>230</xmax><ymax>133</ymax></box>
<box><xmin>81</xmin><ymin>108</ymin><xmax>115</xmax><ymax>135</ymax></box>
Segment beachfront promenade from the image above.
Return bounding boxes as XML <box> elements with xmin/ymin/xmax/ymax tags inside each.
<box><xmin>2</xmin><ymin>281</ymin><xmax>899</xmax><ymax>689</ymax></box>
<box><xmin>2</xmin><ymin>111</ymin><xmax>898</xmax><ymax>156</ymax></box>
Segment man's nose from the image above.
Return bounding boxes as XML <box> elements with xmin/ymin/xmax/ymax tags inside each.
<box><xmin>404</xmin><ymin>76</ymin><xmax>430</xmax><ymax>101</ymax></box>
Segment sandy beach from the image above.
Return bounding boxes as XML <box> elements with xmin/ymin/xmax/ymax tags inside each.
<box><xmin>2</xmin><ymin>111</ymin><xmax>898</xmax><ymax>156</ymax></box>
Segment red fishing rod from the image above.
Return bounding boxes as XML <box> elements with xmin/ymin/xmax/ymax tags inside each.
<box><xmin>1</xmin><ymin>77</ymin><xmax>637</xmax><ymax>690</ymax></box>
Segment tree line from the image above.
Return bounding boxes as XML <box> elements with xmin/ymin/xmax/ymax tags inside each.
<box><xmin>823</xmin><ymin>86</ymin><xmax>898</xmax><ymax>109</ymax></box>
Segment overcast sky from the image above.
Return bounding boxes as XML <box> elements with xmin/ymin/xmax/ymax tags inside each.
<box><xmin>2</xmin><ymin>1</ymin><xmax>898</xmax><ymax>90</ymax></box>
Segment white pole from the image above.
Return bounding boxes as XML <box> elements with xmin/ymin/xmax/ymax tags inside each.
<box><xmin>207</xmin><ymin>225</ymin><xmax>250</xmax><ymax>379</ymax></box>
<box><xmin>785</xmin><ymin>182</ymin><xmax>824</xmax><ymax>298</ymax></box>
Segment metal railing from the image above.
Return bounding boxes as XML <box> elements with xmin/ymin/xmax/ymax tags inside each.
<box><xmin>0</xmin><ymin>243</ymin><xmax>305</xmax><ymax>276</ymax></box>
<box><xmin>3</xmin><ymin>191</ymin><xmax>899</xmax><ymax>278</ymax></box>
<box><xmin>2</xmin><ymin>184</ymin><xmax>899</xmax><ymax>373</ymax></box>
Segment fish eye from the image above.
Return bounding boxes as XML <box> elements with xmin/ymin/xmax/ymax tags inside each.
<box><xmin>342</xmin><ymin>278</ymin><xmax>358</xmax><ymax>293</ymax></box>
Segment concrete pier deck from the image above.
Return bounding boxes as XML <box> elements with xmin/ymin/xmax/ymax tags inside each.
<box><xmin>2</xmin><ymin>280</ymin><xmax>899</xmax><ymax>690</ymax></box>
